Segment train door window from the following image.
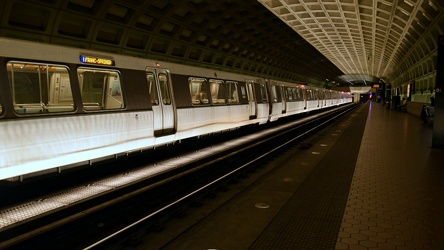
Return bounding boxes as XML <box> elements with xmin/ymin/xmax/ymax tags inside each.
<box><xmin>189</xmin><ymin>77</ymin><xmax>209</xmax><ymax>105</ymax></box>
<box><xmin>158</xmin><ymin>73</ymin><xmax>171</xmax><ymax>105</ymax></box>
<box><xmin>7</xmin><ymin>61</ymin><xmax>74</xmax><ymax>114</ymax></box>
<box><xmin>280</xmin><ymin>87</ymin><xmax>286</xmax><ymax>101</ymax></box>
<box><xmin>78</xmin><ymin>68</ymin><xmax>125</xmax><ymax>111</ymax></box>
<box><xmin>271</xmin><ymin>85</ymin><xmax>278</xmax><ymax>103</ymax></box>
<box><xmin>210</xmin><ymin>79</ymin><xmax>226</xmax><ymax>104</ymax></box>
<box><xmin>246</xmin><ymin>82</ymin><xmax>255</xmax><ymax>102</ymax></box>
<box><xmin>239</xmin><ymin>85</ymin><xmax>247</xmax><ymax>100</ymax></box>
<box><xmin>147</xmin><ymin>72</ymin><xmax>159</xmax><ymax>105</ymax></box>
<box><xmin>227</xmin><ymin>81</ymin><xmax>239</xmax><ymax>104</ymax></box>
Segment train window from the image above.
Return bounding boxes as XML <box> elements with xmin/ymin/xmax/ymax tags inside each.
<box><xmin>311</xmin><ymin>90</ymin><xmax>316</xmax><ymax>100</ymax></box>
<box><xmin>147</xmin><ymin>72</ymin><xmax>159</xmax><ymax>105</ymax></box>
<box><xmin>295</xmin><ymin>89</ymin><xmax>300</xmax><ymax>100</ymax></box>
<box><xmin>227</xmin><ymin>81</ymin><xmax>239</xmax><ymax>104</ymax></box>
<box><xmin>158</xmin><ymin>73</ymin><xmax>171</xmax><ymax>105</ymax></box>
<box><xmin>294</xmin><ymin>88</ymin><xmax>302</xmax><ymax>100</ymax></box>
<box><xmin>258</xmin><ymin>84</ymin><xmax>267</xmax><ymax>103</ymax></box>
<box><xmin>78</xmin><ymin>68</ymin><xmax>125</xmax><ymax>111</ymax></box>
<box><xmin>189</xmin><ymin>77</ymin><xmax>209</xmax><ymax>105</ymax></box>
<box><xmin>286</xmin><ymin>88</ymin><xmax>293</xmax><ymax>101</ymax></box>
<box><xmin>7</xmin><ymin>61</ymin><xmax>74</xmax><ymax>114</ymax></box>
<box><xmin>306</xmin><ymin>90</ymin><xmax>312</xmax><ymax>100</ymax></box>
<box><xmin>209</xmin><ymin>79</ymin><xmax>226</xmax><ymax>104</ymax></box>
<box><xmin>319</xmin><ymin>90</ymin><xmax>324</xmax><ymax>100</ymax></box>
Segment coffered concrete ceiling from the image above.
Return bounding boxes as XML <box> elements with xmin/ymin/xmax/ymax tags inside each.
<box><xmin>1</xmin><ymin>0</ymin><xmax>443</xmax><ymax>87</ymax></box>
<box><xmin>258</xmin><ymin>0</ymin><xmax>444</xmax><ymax>86</ymax></box>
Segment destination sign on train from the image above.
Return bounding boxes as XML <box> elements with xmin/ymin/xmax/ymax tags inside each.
<box><xmin>80</xmin><ymin>55</ymin><xmax>115</xmax><ymax>66</ymax></box>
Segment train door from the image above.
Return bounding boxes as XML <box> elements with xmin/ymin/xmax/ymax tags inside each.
<box><xmin>269</xmin><ymin>83</ymin><xmax>283</xmax><ymax>121</ymax></box>
<box><xmin>314</xmin><ymin>90</ymin><xmax>319</xmax><ymax>107</ymax></box>
<box><xmin>146</xmin><ymin>67</ymin><xmax>176</xmax><ymax>136</ymax></box>
<box><xmin>318</xmin><ymin>90</ymin><xmax>323</xmax><ymax>107</ymax></box>
<box><xmin>281</xmin><ymin>86</ymin><xmax>286</xmax><ymax>114</ymax></box>
<box><xmin>246</xmin><ymin>81</ymin><xmax>256</xmax><ymax>119</ymax></box>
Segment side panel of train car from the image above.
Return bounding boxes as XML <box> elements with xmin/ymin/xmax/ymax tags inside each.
<box><xmin>0</xmin><ymin>38</ymin><xmax>351</xmax><ymax>181</ymax></box>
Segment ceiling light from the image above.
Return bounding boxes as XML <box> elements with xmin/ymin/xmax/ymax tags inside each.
<box><xmin>400</xmin><ymin>8</ymin><xmax>410</xmax><ymax>16</ymax></box>
<box><xmin>404</xmin><ymin>0</ymin><xmax>414</xmax><ymax>7</ymax></box>
<box><xmin>429</xmin><ymin>1</ymin><xmax>438</xmax><ymax>11</ymax></box>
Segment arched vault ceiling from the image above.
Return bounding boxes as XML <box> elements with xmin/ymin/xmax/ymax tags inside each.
<box><xmin>259</xmin><ymin>0</ymin><xmax>444</xmax><ymax>84</ymax></box>
<box><xmin>1</xmin><ymin>1</ymin><xmax>443</xmax><ymax>87</ymax></box>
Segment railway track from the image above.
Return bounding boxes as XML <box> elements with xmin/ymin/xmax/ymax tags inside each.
<box><xmin>0</xmin><ymin>103</ymin><xmax>358</xmax><ymax>249</ymax></box>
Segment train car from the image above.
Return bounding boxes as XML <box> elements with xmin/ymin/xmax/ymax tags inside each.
<box><xmin>266</xmin><ymin>80</ymin><xmax>306</xmax><ymax>121</ymax></box>
<box><xmin>0</xmin><ymin>37</ymin><xmax>351</xmax><ymax>181</ymax></box>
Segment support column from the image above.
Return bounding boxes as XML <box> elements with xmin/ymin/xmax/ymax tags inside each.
<box><xmin>432</xmin><ymin>35</ymin><xmax>444</xmax><ymax>149</ymax></box>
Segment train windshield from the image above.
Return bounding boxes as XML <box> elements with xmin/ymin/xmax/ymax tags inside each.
<box><xmin>7</xmin><ymin>61</ymin><xmax>75</xmax><ymax>114</ymax></box>
<box><xmin>78</xmin><ymin>68</ymin><xmax>125</xmax><ymax>111</ymax></box>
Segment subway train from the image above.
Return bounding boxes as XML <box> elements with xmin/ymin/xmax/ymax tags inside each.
<box><xmin>0</xmin><ymin>37</ymin><xmax>352</xmax><ymax>181</ymax></box>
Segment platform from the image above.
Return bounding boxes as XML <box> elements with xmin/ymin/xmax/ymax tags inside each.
<box><xmin>138</xmin><ymin>101</ymin><xmax>444</xmax><ymax>250</ymax></box>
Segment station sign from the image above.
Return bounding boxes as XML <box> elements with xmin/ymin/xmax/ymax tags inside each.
<box><xmin>80</xmin><ymin>55</ymin><xmax>115</xmax><ymax>66</ymax></box>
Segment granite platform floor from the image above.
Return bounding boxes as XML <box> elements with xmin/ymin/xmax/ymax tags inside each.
<box><xmin>335</xmin><ymin>101</ymin><xmax>444</xmax><ymax>250</ymax></box>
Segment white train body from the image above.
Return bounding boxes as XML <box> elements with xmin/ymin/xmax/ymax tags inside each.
<box><xmin>0</xmin><ymin>38</ymin><xmax>352</xmax><ymax>181</ymax></box>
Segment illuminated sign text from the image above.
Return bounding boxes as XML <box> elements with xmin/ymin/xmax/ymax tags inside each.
<box><xmin>80</xmin><ymin>55</ymin><xmax>115</xmax><ymax>66</ymax></box>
